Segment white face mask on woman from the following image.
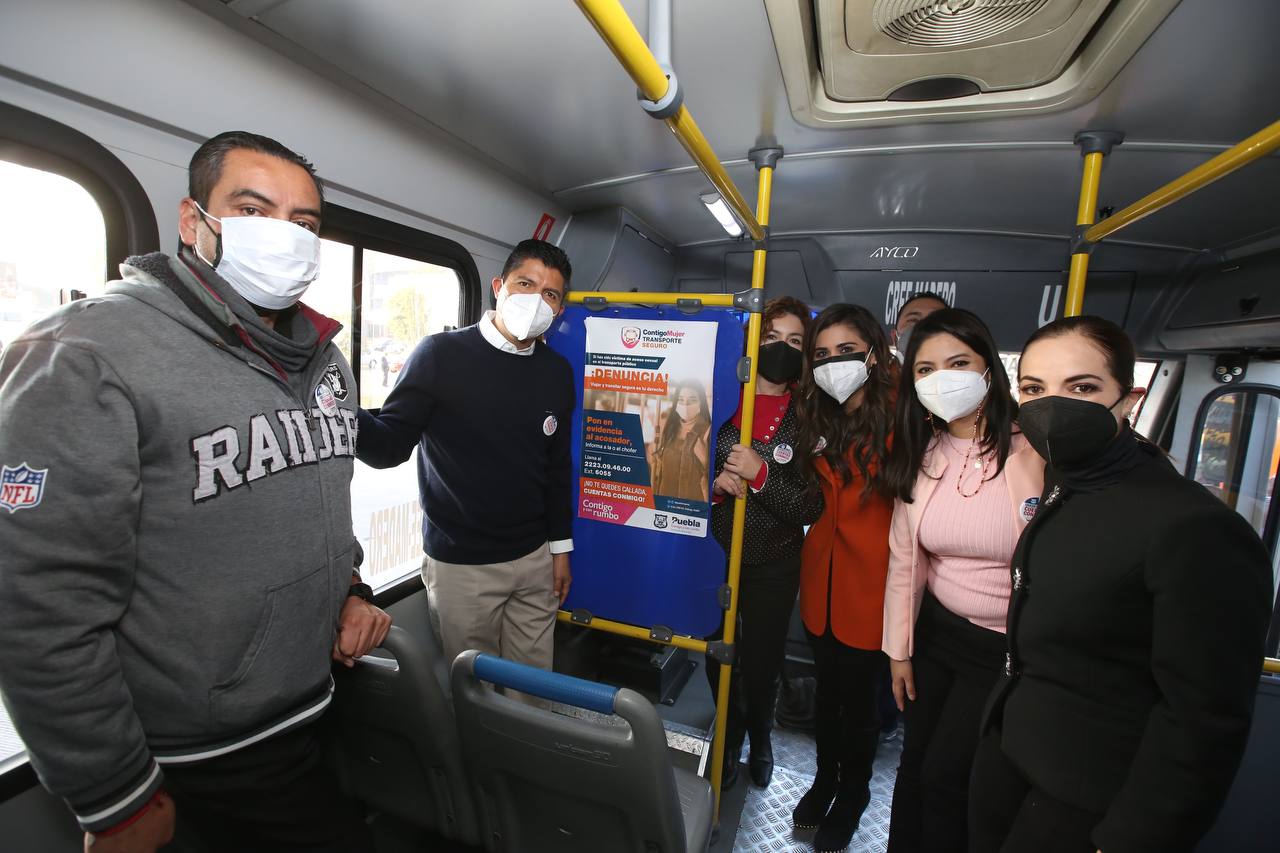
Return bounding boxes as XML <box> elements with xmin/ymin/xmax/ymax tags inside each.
<box><xmin>915</xmin><ymin>368</ymin><xmax>990</xmax><ymax>423</ymax></box>
<box><xmin>194</xmin><ymin>203</ymin><xmax>321</xmax><ymax>310</ymax></box>
<box><xmin>812</xmin><ymin>353</ymin><xmax>869</xmax><ymax>404</ymax></box>
<box><xmin>496</xmin><ymin>290</ymin><xmax>556</xmax><ymax>341</ymax></box>
<box><xmin>676</xmin><ymin>401</ymin><xmax>700</xmax><ymax>422</ymax></box>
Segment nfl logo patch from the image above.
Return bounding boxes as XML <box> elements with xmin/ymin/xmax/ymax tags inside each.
<box><xmin>1</xmin><ymin>463</ymin><xmax>48</xmax><ymax>513</ymax></box>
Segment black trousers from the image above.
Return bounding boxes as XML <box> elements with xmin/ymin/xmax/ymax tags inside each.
<box><xmin>889</xmin><ymin>592</ymin><xmax>1007</xmax><ymax>853</ymax></box>
<box><xmin>968</xmin><ymin>730</ymin><xmax>1101</xmax><ymax>853</ymax></box>
<box><xmin>706</xmin><ymin>553</ymin><xmax>801</xmax><ymax>756</ymax></box>
<box><xmin>160</xmin><ymin>723</ymin><xmax>372</xmax><ymax>853</ymax></box>
<box><xmin>806</xmin><ymin>629</ymin><xmax>883</xmax><ymax>793</ymax></box>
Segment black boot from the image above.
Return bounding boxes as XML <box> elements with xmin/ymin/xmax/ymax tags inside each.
<box><xmin>792</xmin><ymin>768</ymin><xmax>837</xmax><ymax>829</ymax></box>
<box><xmin>792</xmin><ymin>709</ymin><xmax>839</xmax><ymax>829</ymax></box>
<box><xmin>748</xmin><ymin>730</ymin><xmax>774</xmax><ymax>788</ymax></box>
<box><xmin>813</xmin><ymin>725</ymin><xmax>878</xmax><ymax>851</ymax></box>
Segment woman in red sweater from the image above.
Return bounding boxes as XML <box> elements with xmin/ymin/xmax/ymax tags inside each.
<box><xmin>881</xmin><ymin>309</ymin><xmax>1044</xmax><ymax>853</ymax></box>
<box><xmin>794</xmin><ymin>303</ymin><xmax>897</xmax><ymax>852</ymax></box>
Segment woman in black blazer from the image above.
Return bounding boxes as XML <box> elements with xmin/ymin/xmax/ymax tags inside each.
<box><xmin>969</xmin><ymin>315</ymin><xmax>1272</xmax><ymax>853</ymax></box>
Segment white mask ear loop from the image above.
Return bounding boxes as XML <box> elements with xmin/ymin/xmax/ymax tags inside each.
<box><xmin>191</xmin><ymin>201</ymin><xmax>222</xmax><ymax>268</ymax></box>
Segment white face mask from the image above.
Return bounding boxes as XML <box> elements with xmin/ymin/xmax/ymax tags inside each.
<box><xmin>915</xmin><ymin>368</ymin><xmax>990</xmax><ymax>423</ymax></box>
<box><xmin>813</xmin><ymin>354</ymin><xmax>870</xmax><ymax>404</ymax></box>
<box><xmin>676</xmin><ymin>402</ymin><xmax>700</xmax><ymax>422</ymax></box>
<box><xmin>496</xmin><ymin>290</ymin><xmax>556</xmax><ymax>341</ymax></box>
<box><xmin>194</xmin><ymin>203</ymin><xmax>321</xmax><ymax>310</ymax></box>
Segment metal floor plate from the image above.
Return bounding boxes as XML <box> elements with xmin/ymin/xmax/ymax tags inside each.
<box><xmin>731</xmin><ymin>725</ymin><xmax>902</xmax><ymax>853</ymax></box>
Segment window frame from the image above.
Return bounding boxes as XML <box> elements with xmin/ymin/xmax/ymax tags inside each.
<box><xmin>319</xmin><ymin>204</ymin><xmax>482</xmax><ymax>386</ymax></box>
<box><xmin>1186</xmin><ymin>383</ymin><xmax>1280</xmax><ymax>656</ymax></box>
<box><xmin>0</xmin><ymin>103</ymin><xmax>160</xmax><ymax>275</ymax></box>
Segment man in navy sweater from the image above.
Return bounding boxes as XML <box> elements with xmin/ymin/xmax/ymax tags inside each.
<box><xmin>357</xmin><ymin>240</ymin><xmax>575</xmax><ymax>674</ymax></box>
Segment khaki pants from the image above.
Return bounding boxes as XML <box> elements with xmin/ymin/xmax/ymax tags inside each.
<box><xmin>423</xmin><ymin>543</ymin><xmax>557</xmax><ymax>680</ymax></box>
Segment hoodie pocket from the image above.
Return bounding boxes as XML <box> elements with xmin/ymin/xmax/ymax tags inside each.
<box><xmin>209</xmin><ymin>562</ymin><xmax>332</xmax><ymax>734</ymax></box>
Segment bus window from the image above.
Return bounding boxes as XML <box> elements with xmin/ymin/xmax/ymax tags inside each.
<box><xmin>359</xmin><ymin>248</ymin><xmax>461</xmax><ymax>409</ymax></box>
<box><xmin>0</xmin><ymin>159</ymin><xmax>106</xmax><ymax>352</ymax></box>
<box><xmin>1191</xmin><ymin>390</ymin><xmax>1280</xmax><ymax>542</ymax></box>
<box><xmin>352</xmin><ymin>248</ymin><xmax>462</xmax><ymax>593</ymax></box>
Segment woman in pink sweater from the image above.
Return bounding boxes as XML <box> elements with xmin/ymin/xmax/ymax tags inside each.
<box><xmin>881</xmin><ymin>309</ymin><xmax>1044</xmax><ymax>853</ymax></box>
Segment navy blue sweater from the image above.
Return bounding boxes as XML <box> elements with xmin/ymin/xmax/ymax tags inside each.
<box><xmin>356</xmin><ymin>325</ymin><xmax>576</xmax><ymax>564</ymax></box>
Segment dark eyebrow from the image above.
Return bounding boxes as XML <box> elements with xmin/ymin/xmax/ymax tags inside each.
<box><xmin>228</xmin><ymin>188</ymin><xmax>276</xmax><ymax>208</ymax></box>
<box><xmin>229</xmin><ymin>189</ymin><xmax>320</xmax><ymax>221</ymax></box>
<box><xmin>944</xmin><ymin>352</ymin><xmax>970</xmax><ymax>362</ymax></box>
<box><xmin>1065</xmin><ymin>373</ymin><xmax>1105</xmax><ymax>383</ymax></box>
<box><xmin>1019</xmin><ymin>374</ymin><xmax>1042</xmax><ymax>383</ymax></box>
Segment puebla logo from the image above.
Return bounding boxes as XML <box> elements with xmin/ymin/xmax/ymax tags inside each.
<box><xmin>621</xmin><ymin>327</ymin><xmax>641</xmax><ymax>349</ymax></box>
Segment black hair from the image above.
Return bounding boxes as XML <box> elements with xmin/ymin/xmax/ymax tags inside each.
<box><xmin>796</xmin><ymin>303</ymin><xmax>896</xmax><ymax>498</ymax></box>
<box><xmin>1021</xmin><ymin>314</ymin><xmax>1136</xmax><ymax>390</ymax></box>
<box><xmin>885</xmin><ymin>308</ymin><xmax>1017</xmax><ymax>502</ymax></box>
<box><xmin>188</xmin><ymin>131</ymin><xmax>323</xmax><ymax>208</ymax></box>
<box><xmin>895</xmin><ymin>292</ymin><xmax>950</xmax><ymax>326</ymax></box>
<box><xmin>501</xmin><ymin>239</ymin><xmax>573</xmax><ymax>291</ymax></box>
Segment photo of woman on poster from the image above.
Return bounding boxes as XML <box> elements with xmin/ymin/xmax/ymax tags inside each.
<box><xmin>653</xmin><ymin>379</ymin><xmax>712</xmax><ymax>501</ymax></box>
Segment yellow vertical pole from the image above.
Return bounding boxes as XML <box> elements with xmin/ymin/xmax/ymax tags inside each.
<box><xmin>1064</xmin><ymin>131</ymin><xmax>1122</xmax><ymax>318</ymax></box>
<box><xmin>709</xmin><ymin>153</ymin><xmax>776</xmax><ymax>821</ymax></box>
<box><xmin>1065</xmin><ymin>152</ymin><xmax>1102</xmax><ymax>318</ymax></box>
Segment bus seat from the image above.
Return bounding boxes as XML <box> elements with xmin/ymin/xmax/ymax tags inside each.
<box><xmin>451</xmin><ymin>650</ymin><xmax>713</xmax><ymax>853</ymax></box>
<box><xmin>329</xmin><ymin>625</ymin><xmax>481</xmax><ymax>845</ymax></box>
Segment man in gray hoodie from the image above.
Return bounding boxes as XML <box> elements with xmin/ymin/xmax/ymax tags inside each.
<box><xmin>0</xmin><ymin>131</ymin><xmax>391</xmax><ymax>852</ymax></box>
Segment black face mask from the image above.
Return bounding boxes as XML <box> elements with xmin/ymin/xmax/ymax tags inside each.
<box><xmin>757</xmin><ymin>340</ymin><xmax>803</xmax><ymax>384</ymax></box>
<box><xmin>1018</xmin><ymin>394</ymin><xmax>1125</xmax><ymax>468</ymax></box>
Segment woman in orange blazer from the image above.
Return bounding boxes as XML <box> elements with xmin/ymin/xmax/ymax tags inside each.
<box><xmin>881</xmin><ymin>309</ymin><xmax>1044</xmax><ymax>853</ymax></box>
<box><xmin>793</xmin><ymin>303</ymin><xmax>897</xmax><ymax>853</ymax></box>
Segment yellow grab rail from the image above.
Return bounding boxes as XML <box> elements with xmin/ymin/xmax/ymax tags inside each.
<box><xmin>1265</xmin><ymin>657</ymin><xmax>1280</xmax><ymax>675</ymax></box>
<box><xmin>1065</xmin><ymin>150</ymin><xmax>1105</xmax><ymax>317</ymax></box>
<box><xmin>554</xmin><ymin>611</ymin><xmax>710</xmax><ymax>655</ymax></box>
<box><xmin>573</xmin><ymin>0</ymin><xmax>764</xmax><ymax>241</ymax></box>
<box><xmin>708</xmin><ymin>162</ymin><xmax>773</xmax><ymax>820</ymax></box>
<box><xmin>1084</xmin><ymin>118</ymin><xmax>1280</xmax><ymax>244</ymax></box>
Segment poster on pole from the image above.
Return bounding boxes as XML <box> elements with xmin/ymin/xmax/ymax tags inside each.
<box><xmin>578</xmin><ymin>317</ymin><xmax>718</xmax><ymax>538</ymax></box>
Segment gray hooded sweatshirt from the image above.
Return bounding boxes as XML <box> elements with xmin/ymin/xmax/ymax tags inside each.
<box><xmin>0</xmin><ymin>250</ymin><xmax>360</xmax><ymax>831</ymax></box>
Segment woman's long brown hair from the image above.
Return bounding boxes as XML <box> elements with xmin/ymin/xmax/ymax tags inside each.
<box><xmin>797</xmin><ymin>303</ymin><xmax>896</xmax><ymax>499</ymax></box>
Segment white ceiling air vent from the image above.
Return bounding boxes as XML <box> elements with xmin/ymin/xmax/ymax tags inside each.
<box><xmin>827</xmin><ymin>0</ymin><xmax>1107</xmax><ymax>101</ymax></box>
<box><xmin>764</xmin><ymin>0</ymin><xmax>1180</xmax><ymax>126</ymax></box>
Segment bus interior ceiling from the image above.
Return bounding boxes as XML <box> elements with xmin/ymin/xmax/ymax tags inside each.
<box><xmin>1</xmin><ymin>0</ymin><xmax>1278</xmax><ymax>359</ymax></box>
<box><xmin>2</xmin><ymin>0</ymin><xmax>1280</xmax><ymax>851</ymax></box>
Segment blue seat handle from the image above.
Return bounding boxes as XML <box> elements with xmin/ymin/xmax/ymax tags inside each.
<box><xmin>471</xmin><ymin>653</ymin><xmax>618</xmax><ymax>715</ymax></box>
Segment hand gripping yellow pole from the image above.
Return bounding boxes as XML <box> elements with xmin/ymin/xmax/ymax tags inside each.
<box><xmin>1064</xmin><ymin>132</ymin><xmax>1122</xmax><ymax>318</ymax></box>
<box><xmin>572</xmin><ymin>0</ymin><xmax>764</xmax><ymax>242</ymax></box>
<box><xmin>709</xmin><ymin>154</ymin><xmax>776</xmax><ymax>820</ymax></box>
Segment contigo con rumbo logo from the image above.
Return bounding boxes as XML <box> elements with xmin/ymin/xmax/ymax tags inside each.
<box><xmin>621</xmin><ymin>327</ymin><xmax>641</xmax><ymax>349</ymax></box>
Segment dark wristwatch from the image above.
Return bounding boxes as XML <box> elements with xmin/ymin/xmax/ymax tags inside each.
<box><xmin>347</xmin><ymin>582</ymin><xmax>375</xmax><ymax>604</ymax></box>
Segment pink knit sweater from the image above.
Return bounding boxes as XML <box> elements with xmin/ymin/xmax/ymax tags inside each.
<box><xmin>916</xmin><ymin>434</ymin><xmax>1020</xmax><ymax>633</ymax></box>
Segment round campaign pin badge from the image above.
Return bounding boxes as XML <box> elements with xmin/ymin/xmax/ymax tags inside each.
<box><xmin>543</xmin><ymin>414</ymin><xmax>558</xmax><ymax>436</ymax></box>
<box><xmin>773</xmin><ymin>443</ymin><xmax>794</xmax><ymax>464</ymax></box>
<box><xmin>1021</xmin><ymin>496</ymin><xmax>1040</xmax><ymax>522</ymax></box>
<box><xmin>314</xmin><ymin>382</ymin><xmax>339</xmax><ymax>417</ymax></box>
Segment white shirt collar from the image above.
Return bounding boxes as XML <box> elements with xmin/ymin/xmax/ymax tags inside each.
<box><xmin>479</xmin><ymin>310</ymin><xmax>536</xmax><ymax>356</ymax></box>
